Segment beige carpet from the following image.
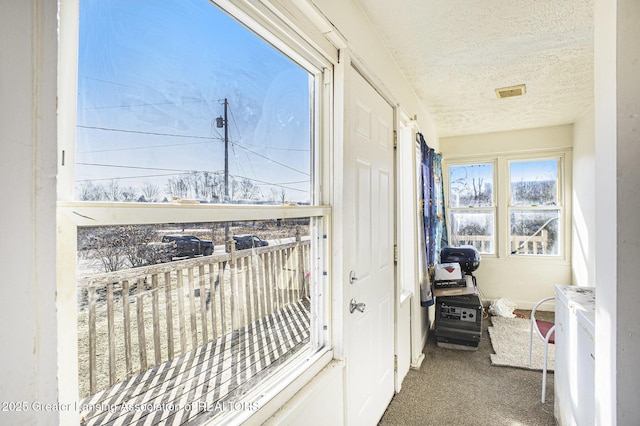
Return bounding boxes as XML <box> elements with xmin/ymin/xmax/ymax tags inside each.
<box><xmin>488</xmin><ymin>316</ymin><xmax>555</xmax><ymax>371</ymax></box>
<box><xmin>380</xmin><ymin>314</ymin><xmax>556</xmax><ymax>426</ymax></box>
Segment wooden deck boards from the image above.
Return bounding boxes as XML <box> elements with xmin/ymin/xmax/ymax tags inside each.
<box><xmin>80</xmin><ymin>299</ymin><xmax>311</xmax><ymax>426</ymax></box>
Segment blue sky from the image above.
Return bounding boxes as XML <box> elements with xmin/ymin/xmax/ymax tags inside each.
<box><xmin>76</xmin><ymin>0</ymin><xmax>311</xmax><ymax>202</ymax></box>
<box><xmin>509</xmin><ymin>159</ymin><xmax>558</xmax><ymax>183</ymax></box>
<box><xmin>450</xmin><ymin>160</ymin><xmax>558</xmax><ymax>187</ymax></box>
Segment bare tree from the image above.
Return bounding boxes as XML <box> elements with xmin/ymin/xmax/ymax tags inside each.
<box><xmin>83</xmin><ymin>225</ymin><xmax>173</xmax><ymax>272</ymax></box>
<box><xmin>228</xmin><ymin>179</ymin><xmax>240</xmax><ymax>202</ymax></box>
<box><xmin>122</xmin><ymin>226</ymin><xmax>157</xmax><ymax>267</ymax></box>
<box><xmin>104</xmin><ymin>180</ymin><xmax>123</xmax><ymax>201</ymax></box>
<box><xmin>239</xmin><ymin>178</ymin><xmax>259</xmax><ymax>200</ymax></box>
<box><xmin>141</xmin><ymin>181</ymin><xmax>161</xmax><ymax>202</ymax></box>
<box><xmin>472</xmin><ymin>177</ymin><xmax>484</xmax><ymax>201</ymax></box>
<box><xmin>167</xmin><ymin>171</ymin><xmax>223</xmax><ymax>202</ymax></box>
<box><xmin>270</xmin><ymin>188</ymin><xmax>280</xmax><ymax>203</ymax></box>
<box><xmin>84</xmin><ymin>226</ymin><xmax>129</xmax><ymax>272</ymax></box>
<box><xmin>121</xmin><ymin>186</ymin><xmax>138</xmax><ymax>202</ymax></box>
<box><xmin>167</xmin><ymin>175</ymin><xmax>188</xmax><ymax>198</ymax></box>
<box><xmin>78</xmin><ymin>181</ymin><xmax>106</xmax><ymax>201</ymax></box>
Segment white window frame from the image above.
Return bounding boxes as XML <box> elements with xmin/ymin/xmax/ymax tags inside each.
<box><xmin>507</xmin><ymin>156</ymin><xmax>564</xmax><ymax>257</ymax></box>
<box><xmin>443</xmin><ymin>150</ymin><xmax>570</xmax><ymax>261</ymax></box>
<box><xmin>57</xmin><ymin>1</ymin><xmax>336</xmax><ymax>423</ymax></box>
<box><xmin>445</xmin><ymin>159</ymin><xmax>498</xmax><ymax>256</ymax></box>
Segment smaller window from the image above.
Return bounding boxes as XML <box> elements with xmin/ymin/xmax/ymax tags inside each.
<box><xmin>449</xmin><ymin>210</ymin><xmax>495</xmax><ymax>254</ymax></box>
<box><xmin>509</xmin><ymin>159</ymin><xmax>558</xmax><ymax>207</ymax></box>
<box><xmin>509</xmin><ymin>159</ymin><xmax>561</xmax><ymax>256</ymax></box>
<box><xmin>449</xmin><ymin>163</ymin><xmax>493</xmax><ymax>208</ymax></box>
<box><xmin>448</xmin><ymin>163</ymin><xmax>495</xmax><ymax>254</ymax></box>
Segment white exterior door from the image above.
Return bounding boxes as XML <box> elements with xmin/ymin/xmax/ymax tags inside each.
<box><xmin>344</xmin><ymin>68</ymin><xmax>395</xmax><ymax>425</ymax></box>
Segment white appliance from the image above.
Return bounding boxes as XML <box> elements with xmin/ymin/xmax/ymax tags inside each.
<box><xmin>554</xmin><ymin>285</ymin><xmax>595</xmax><ymax>426</ymax></box>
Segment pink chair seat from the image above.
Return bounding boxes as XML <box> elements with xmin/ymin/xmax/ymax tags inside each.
<box><xmin>529</xmin><ymin>296</ymin><xmax>556</xmax><ymax>403</ymax></box>
<box><xmin>535</xmin><ymin>319</ymin><xmax>555</xmax><ymax>344</ymax></box>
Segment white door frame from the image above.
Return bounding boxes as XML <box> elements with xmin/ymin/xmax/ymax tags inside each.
<box><xmin>334</xmin><ymin>51</ymin><xmax>398</xmax><ymax>424</ymax></box>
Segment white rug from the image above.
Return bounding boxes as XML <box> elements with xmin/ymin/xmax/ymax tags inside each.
<box><xmin>488</xmin><ymin>316</ymin><xmax>555</xmax><ymax>371</ymax></box>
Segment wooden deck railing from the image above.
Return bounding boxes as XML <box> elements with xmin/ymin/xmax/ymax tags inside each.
<box><xmin>511</xmin><ymin>229</ymin><xmax>549</xmax><ymax>254</ymax></box>
<box><xmin>76</xmin><ymin>233</ymin><xmax>311</xmax><ymax>398</ymax></box>
<box><xmin>454</xmin><ymin>230</ymin><xmax>549</xmax><ymax>254</ymax></box>
<box><xmin>454</xmin><ymin>235</ymin><xmax>494</xmax><ymax>253</ymax></box>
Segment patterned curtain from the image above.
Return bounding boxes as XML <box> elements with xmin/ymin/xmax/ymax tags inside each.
<box><xmin>418</xmin><ymin>133</ymin><xmax>433</xmax><ymax>306</ymax></box>
<box><xmin>418</xmin><ymin>133</ymin><xmax>448</xmax><ymax>307</ymax></box>
<box><xmin>431</xmin><ymin>152</ymin><xmax>448</xmax><ymax>263</ymax></box>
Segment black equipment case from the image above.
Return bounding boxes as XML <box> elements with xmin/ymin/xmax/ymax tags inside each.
<box><xmin>434</xmin><ymin>293</ymin><xmax>483</xmax><ymax>350</ymax></box>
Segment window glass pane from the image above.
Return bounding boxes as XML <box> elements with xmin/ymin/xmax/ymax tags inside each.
<box><xmin>449</xmin><ymin>163</ymin><xmax>493</xmax><ymax>207</ymax></box>
<box><xmin>510</xmin><ymin>159</ymin><xmax>558</xmax><ymax>206</ymax></box>
<box><xmin>449</xmin><ymin>211</ymin><xmax>494</xmax><ymax>254</ymax></box>
<box><xmin>510</xmin><ymin>210</ymin><xmax>559</xmax><ymax>255</ymax></box>
<box><xmin>77</xmin><ymin>219</ymin><xmax>315</xmax><ymax>413</ymax></box>
<box><xmin>76</xmin><ymin>0</ymin><xmax>312</xmax><ymax>204</ymax></box>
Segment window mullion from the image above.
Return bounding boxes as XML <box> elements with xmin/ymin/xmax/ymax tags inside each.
<box><xmin>496</xmin><ymin>156</ymin><xmax>508</xmax><ymax>258</ymax></box>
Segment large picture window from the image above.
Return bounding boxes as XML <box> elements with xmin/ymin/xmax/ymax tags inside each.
<box><xmin>75</xmin><ymin>0</ymin><xmax>312</xmax><ymax>205</ymax></box>
<box><xmin>59</xmin><ymin>1</ymin><xmax>331</xmax><ymax>424</ymax></box>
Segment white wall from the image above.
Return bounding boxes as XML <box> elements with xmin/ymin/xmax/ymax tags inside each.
<box><xmin>571</xmin><ymin>106</ymin><xmax>596</xmax><ymax>287</ymax></box>
<box><xmin>261</xmin><ymin>361</ymin><xmax>344</xmax><ymax>426</ymax></box>
<box><xmin>440</xmin><ymin>125</ymin><xmax>574</xmax><ymax>308</ymax></box>
<box><xmin>0</xmin><ymin>1</ymin><xmax>60</xmax><ymax>424</ymax></box>
<box><xmin>593</xmin><ymin>0</ymin><xmax>618</xmax><ymax>423</ymax></box>
<box><xmin>594</xmin><ymin>0</ymin><xmax>640</xmax><ymax>423</ymax></box>
<box><xmin>613</xmin><ymin>0</ymin><xmax>640</xmax><ymax>419</ymax></box>
<box><xmin>614</xmin><ymin>1</ymin><xmax>640</xmax><ymax>421</ymax></box>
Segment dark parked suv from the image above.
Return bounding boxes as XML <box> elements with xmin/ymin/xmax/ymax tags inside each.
<box><xmin>232</xmin><ymin>234</ymin><xmax>269</xmax><ymax>250</ymax></box>
<box><xmin>161</xmin><ymin>234</ymin><xmax>214</xmax><ymax>257</ymax></box>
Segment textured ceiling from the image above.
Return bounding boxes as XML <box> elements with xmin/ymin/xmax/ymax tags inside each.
<box><xmin>354</xmin><ymin>0</ymin><xmax>594</xmax><ymax>137</ymax></box>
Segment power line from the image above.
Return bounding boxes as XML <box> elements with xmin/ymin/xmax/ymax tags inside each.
<box><xmin>231</xmin><ymin>141</ymin><xmax>309</xmax><ymax>176</ymax></box>
<box><xmin>230</xmin><ymin>140</ymin><xmax>251</xmax><ymax>178</ymax></box>
<box><xmin>74</xmin><ymin>165</ymin><xmax>308</xmax><ymax>193</ymax></box>
<box><xmin>85</xmin><ymin>98</ymin><xmax>207</xmax><ymax>110</ymax></box>
<box><xmin>227</xmin><ymin>103</ymin><xmax>255</xmax><ymax>179</ymax></box>
<box><xmin>77</xmin><ymin>140</ymin><xmax>215</xmax><ymax>154</ymax></box>
<box><xmin>78</xmin><ymin>124</ymin><xmax>309</xmax><ymax>152</ymax></box>
<box><xmin>236</xmin><ymin>140</ymin><xmax>310</xmax><ymax>152</ymax></box>
<box><xmin>79</xmin><ymin>76</ymin><xmax>141</xmax><ymax>90</ymax></box>
<box><xmin>77</xmin><ymin>125</ymin><xmax>222</xmax><ymax>140</ymax></box>
<box><xmin>75</xmin><ymin>172</ymin><xmax>187</xmax><ymax>183</ymax></box>
<box><xmin>75</xmin><ymin>162</ymin><xmax>223</xmax><ymax>174</ymax></box>
<box><xmin>227</xmin><ymin>173</ymin><xmax>309</xmax><ymax>193</ymax></box>
<box><xmin>77</xmin><ymin>125</ymin><xmax>309</xmax><ymax>175</ymax></box>
<box><xmin>210</xmin><ymin>119</ymin><xmax>224</xmax><ymax>140</ymax></box>
<box><xmin>78</xmin><ymin>123</ymin><xmax>308</xmax><ymax>154</ymax></box>
<box><xmin>228</xmin><ymin>103</ymin><xmax>243</xmax><ymax>141</ymax></box>
<box><xmin>229</xmin><ymin>174</ymin><xmax>308</xmax><ymax>186</ymax></box>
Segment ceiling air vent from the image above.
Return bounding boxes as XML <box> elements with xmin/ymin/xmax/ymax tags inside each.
<box><xmin>495</xmin><ymin>84</ymin><xmax>526</xmax><ymax>99</ymax></box>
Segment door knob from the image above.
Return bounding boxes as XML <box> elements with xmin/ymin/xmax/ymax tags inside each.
<box><xmin>349</xmin><ymin>299</ymin><xmax>366</xmax><ymax>314</ymax></box>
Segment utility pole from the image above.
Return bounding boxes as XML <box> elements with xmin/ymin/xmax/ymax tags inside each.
<box><xmin>216</xmin><ymin>98</ymin><xmax>229</xmax><ymax>202</ymax></box>
<box><xmin>216</xmin><ymin>98</ymin><xmax>230</xmax><ymax>246</ymax></box>
<box><xmin>223</xmin><ymin>98</ymin><xmax>229</xmax><ymax>202</ymax></box>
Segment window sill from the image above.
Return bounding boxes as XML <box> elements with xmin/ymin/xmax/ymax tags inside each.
<box><xmin>202</xmin><ymin>348</ymin><xmax>334</xmax><ymax>426</ymax></box>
